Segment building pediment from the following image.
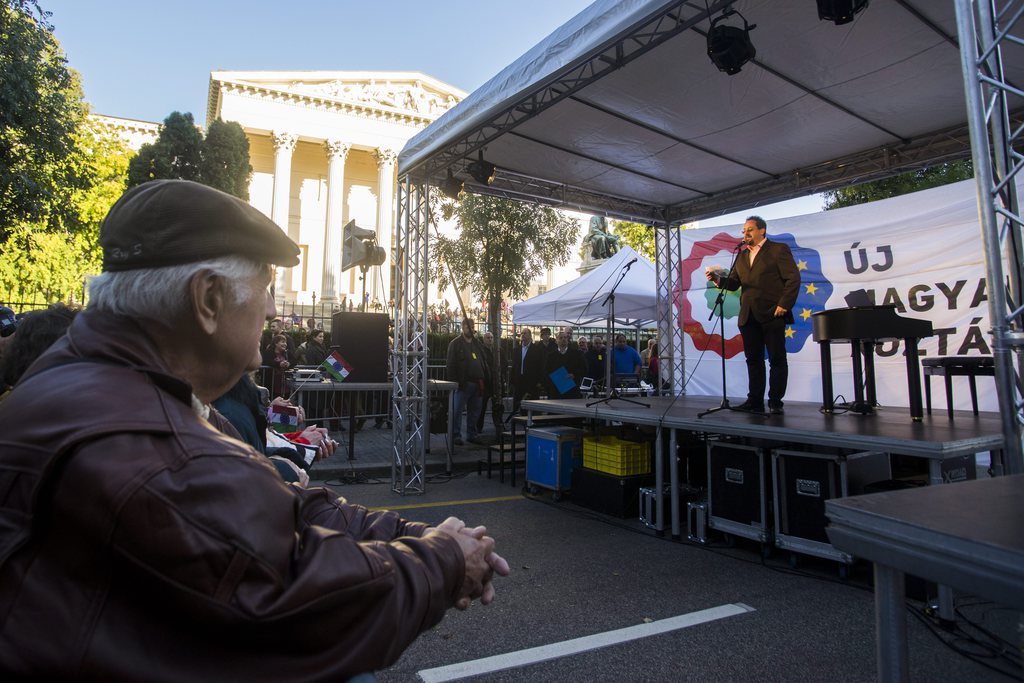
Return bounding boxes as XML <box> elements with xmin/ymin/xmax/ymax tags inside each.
<box><xmin>209</xmin><ymin>71</ymin><xmax>465</xmax><ymax>124</ymax></box>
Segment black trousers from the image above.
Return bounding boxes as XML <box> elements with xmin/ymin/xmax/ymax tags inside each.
<box><xmin>739</xmin><ymin>316</ymin><xmax>788</xmax><ymax>406</ymax></box>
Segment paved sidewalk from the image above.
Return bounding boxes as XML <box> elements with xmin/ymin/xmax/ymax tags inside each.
<box><xmin>309</xmin><ymin>415</ymin><xmax>515</xmax><ymax>483</ymax></box>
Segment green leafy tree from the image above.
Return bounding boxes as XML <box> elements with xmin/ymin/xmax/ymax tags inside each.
<box><xmin>0</xmin><ymin>120</ymin><xmax>132</xmax><ymax>305</ymax></box>
<box><xmin>0</xmin><ymin>0</ymin><xmax>90</xmax><ymax>238</ymax></box>
<box><xmin>126</xmin><ymin>113</ymin><xmax>252</xmax><ymax>199</ymax></box>
<box><xmin>127</xmin><ymin>111</ymin><xmax>203</xmax><ymax>187</ymax></box>
<box><xmin>610</xmin><ymin>220</ymin><xmax>656</xmax><ymax>260</ymax></box>
<box><xmin>824</xmin><ymin>160</ymin><xmax>973</xmax><ymax>209</ymax></box>
<box><xmin>201</xmin><ymin>119</ymin><xmax>252</xmax><ymax>200</ymax></box>
<box><xmin>432</xmin><ymin>194</ymin><xmax>580</xmax><ymax>418</ymax></box>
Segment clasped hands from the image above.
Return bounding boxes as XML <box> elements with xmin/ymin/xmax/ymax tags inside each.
<box><xmin>429</xmin><ymin>516</ymin><xmax>510</xmax><ymax>610</ymax></box>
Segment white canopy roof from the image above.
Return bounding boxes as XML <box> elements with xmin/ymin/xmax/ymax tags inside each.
<box><xmin>512</xmin><ymin>245</ymin><xmax>656</xmax><ymax>328</ymax></box>
<box><xmin>398</xmin><ymin>0</ymin><xmax>1023</xmax><ymax>225</ymax></box>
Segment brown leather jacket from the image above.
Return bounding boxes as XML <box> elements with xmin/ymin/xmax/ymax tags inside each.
<box><xmin>0</xmin><ymin>309</ymin><xmax>465</xmax><ymax>680</ymax></box>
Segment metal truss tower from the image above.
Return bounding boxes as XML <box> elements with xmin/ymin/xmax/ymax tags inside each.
<box><xmin>391</xmin><ymin>178</ymin><xmax>431</xmax><ymax>492</ymax></box>
<box><xmin>955</xmin><ymin>0</ymin><xmax>1024</xmax><ymax>474</ymax></box>
<box><xmin>655</xmin><ymin>224</ymin><xmax>685</xmax><ymax>396</ymax></box>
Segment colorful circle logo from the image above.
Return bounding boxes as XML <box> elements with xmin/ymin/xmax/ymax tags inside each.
<box><xmin>678</xmin><ymin>232</ymin><xmax>832</xmax><ymax>357</ymax></box>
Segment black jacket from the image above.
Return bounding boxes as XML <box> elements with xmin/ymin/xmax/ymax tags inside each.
<box><xmin>718</xmin><ymin>239</ymin><xmax>800</xmax><ymax>325</ymax></box>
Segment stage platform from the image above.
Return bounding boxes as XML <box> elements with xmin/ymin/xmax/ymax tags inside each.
<box><xmin>520</xmin><ymin>395</ymin><xmax>1003</xmax><ymax>460</ymax></box>
<box><xmin>520</xmin><ymin>395</ymin><xmax>1004</xmax><ymax>540</ymax></box>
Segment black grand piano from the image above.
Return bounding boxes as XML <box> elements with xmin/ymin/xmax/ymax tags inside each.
<box><xmin>811</xmin><ymin>304</ymin><xmax>934</xmax><ymax>421</ymax></box>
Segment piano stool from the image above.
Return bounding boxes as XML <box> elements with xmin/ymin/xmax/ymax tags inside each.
<box><xmin>922</xmin><ymin>356</ymin><xmax>994</xmax><ymax>420</ymax></box>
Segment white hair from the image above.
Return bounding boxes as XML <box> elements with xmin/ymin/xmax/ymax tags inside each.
<box><xmin>88</xmin><ymin>256</ymin><xmax>266</xmax><ymax>322</ymax></box>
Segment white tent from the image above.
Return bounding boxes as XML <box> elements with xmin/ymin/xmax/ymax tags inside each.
<box><xmin>512</xmin><ymin>245</ymin><xmax>656</xmax><ymax>328</ymax></box>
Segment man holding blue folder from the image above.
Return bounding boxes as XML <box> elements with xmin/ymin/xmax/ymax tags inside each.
<box><xmin>544</xmin><ymin>329</ymin><xmax>587</xmax><ymax>398</ymax></box>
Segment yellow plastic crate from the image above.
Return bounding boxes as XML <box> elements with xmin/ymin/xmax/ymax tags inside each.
<box><xmin>582</xmin><ymin>436</ymin><xmax>651</xmax><ymax>476</ymax></box>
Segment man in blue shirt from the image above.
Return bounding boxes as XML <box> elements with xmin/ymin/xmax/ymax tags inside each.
<box><xmin>612</xmin><ymin>334</ymin><xmax>642</xmax><ymax>378</ymax></box>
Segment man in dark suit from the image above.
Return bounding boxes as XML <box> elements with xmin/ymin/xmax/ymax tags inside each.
<box><xmin>510</xmin><ymin>328</ymin><xmax>545</xmax><ymax>414</ymax></box>
<box><xmin>543</xmin><ymin>329</ymin><xmax>588</xmax><ymax>399</ymax></box>
<box><xmin>707</xmin><ymin>215</ymin><xmax>800</xmax><ymax>415</ymax></box>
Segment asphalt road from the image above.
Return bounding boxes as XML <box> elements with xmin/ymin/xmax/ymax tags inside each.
<box><xmin>315</xmin><ymin>475</ymin><xmax>1019</xmax><ymax>682</ymax></box>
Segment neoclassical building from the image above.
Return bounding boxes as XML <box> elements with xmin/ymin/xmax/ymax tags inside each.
<box><xmin>206</xmin><ymin>70</ymin><xmax>465</xmax><ymax>307</ymax></box>
<box><xmin>95</xmin><ymin>71</ymin><xmax>582</xmax><ymax>314</ymax></box>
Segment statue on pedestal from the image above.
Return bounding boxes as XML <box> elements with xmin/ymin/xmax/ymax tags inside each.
<box><xmin>583</xmin><ymin>216</ymin><xmax>620</xmax><ymax>261</ymax></box>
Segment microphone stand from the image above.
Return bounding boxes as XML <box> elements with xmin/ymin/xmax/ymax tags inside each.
<box><xmin>698</xmin><ymin>243</ymin><xmax>745</xmax><ymax>418</ymax></box>
<box><xmin>588</xmin><ymin>258</ymin><xmax>648</xmax><ymax>408</ymax></box>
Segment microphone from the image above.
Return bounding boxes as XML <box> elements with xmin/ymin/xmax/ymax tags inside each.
<box><xmin>734</xmin><ymin>240</ymin><xmax>745</xmax><ymax>251</ymax></box>
<box><xmin>623</xmin><ymin>256</ymin><xmax>638</xmax><ymax>271</ymax></box>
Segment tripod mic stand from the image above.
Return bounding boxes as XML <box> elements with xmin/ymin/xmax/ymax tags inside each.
<box><xmin>698</xmin><ymin>242</ymin><xmax>744</xmax><ymax>418</ymax></box>
<box><xmin>588</xmin><ymin>257</ymin><xmax>648</xmax><ymax>408</ymax></box>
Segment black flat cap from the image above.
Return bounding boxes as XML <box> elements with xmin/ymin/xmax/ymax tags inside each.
<box><xmin>100</xmin><ymin>180</ymin><xmax>300</xmax><ymax>271</ymax></box>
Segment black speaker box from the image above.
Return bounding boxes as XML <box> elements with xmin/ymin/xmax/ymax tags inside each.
<box><xmin>330</xmin><ymin>312</ymin><xmax>389</xmax><ymax>383</ymax></box>
<box><xmin>776</xmin><ymin>453</ymin><xmax>842</xmax><ymax>544</ymax></box>
<box><xmin>707</xmin><ymin>443</ymin><xmax>768</xmax><ymax>529</ymax></box>
<box><xmin>571</xmin><ymin>467</ymin><xmax>652</xmax><ymax>518</ymax></box>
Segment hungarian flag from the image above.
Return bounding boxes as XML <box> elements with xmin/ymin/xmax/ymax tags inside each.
<box><xmin>268</xmin><ymin>404</ymin><xmax>299</xmax><ymax>433</ymax></box>
<box><xmin>322</xmin><ymin>350</ymin><xmax>352</xmax><ymax>381</ymax></box>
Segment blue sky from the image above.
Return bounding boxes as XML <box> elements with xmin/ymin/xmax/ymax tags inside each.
<box><xmin>45</xmin><ymin>0</ymin><xmax>595</xmax><ymax>123</ymax></box>
<box><xmin>43</xmin><ymin>0</ymin><xmax>823</xmax><ymax>222</ymax></box>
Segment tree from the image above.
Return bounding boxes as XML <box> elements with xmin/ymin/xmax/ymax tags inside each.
<box><xmin>201</xmin><ymin>119</ymin><xmax>252</xmax><ymax>200</ymax></box>
<box><xmin>431</xmin><ymin>194</ymin><xmax>580</xmax><ymax>421</ymax></box>
<box><xmin>126</xmin><ymin>113</ymin><xmax>252</xmax><ymax>199</ymax></box>
<box><xmin>823</xmin><ymin>160</ymin><xmax>973</xmax><ymax>210</ymax></box>
<box><xmin>127</xmin><ymin>111</ymin><xmax>203</xmax><ymax>187</ymax></box>
<box><xmin>0</xmin><ymin>0</ymin><xmax>90</xmax><ymax>238</ymax></box>
<box><xmin>0</xmin><ymin>120</ymin><xmax>132</xmax><ymax>305</ymax></box>
<box><xmin>610</xmin><ymin>220</ymin><xmax>655</xmax><ymax>260</ymax></box>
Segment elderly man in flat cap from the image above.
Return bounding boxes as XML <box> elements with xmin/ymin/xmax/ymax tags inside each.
<box><xmin>0</xmin><ymin>180</ymin><xmax>508</xmax><ymax>680</ymax></box>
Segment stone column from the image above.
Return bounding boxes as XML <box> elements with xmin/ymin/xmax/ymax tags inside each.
<box><xmin>374</xmin><ymin>147</ymin><xmax>397</xmax><ymax>305</ymax></box>
<box><xmin>271</xmin><ymin>132</ymin><xmax>298</xmax><ymax>295</ymax></box>
<box><xmin>322</xmin><ymin>139</ymin><xmax>350</xmax><ymax>302</ymax></box>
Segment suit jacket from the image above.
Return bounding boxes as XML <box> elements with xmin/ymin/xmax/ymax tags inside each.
<box><xmin>543</xmin><ymin>346</ymin><xmax>588</xmax><ymax>398</ymax></box>
<box><xmin>511</xmin><ymin>342</ymin><xmax>545</xmax><ymax>396</ymax></box>
<box><xmin>720</xmin><ymin>239</ymin><xmax>800</xmax><ymax>325</ymax></box>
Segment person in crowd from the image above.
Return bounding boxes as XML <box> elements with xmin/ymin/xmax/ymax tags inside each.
<box><xmin>0</xmin><ymin>179</ymin><xmax>508</xmax><ymax>680</ymax></box>
<box><xmin>544</xmin><ymin>329</ymin><xmax>588</xmax><ymax>399</ymax></box>
<box><xmin>298</xmin><ymin>328</ymin><xmax>329</xmax><ymax>366</ymax></box>
<box><xmin>0</xmin><ymin>303</ymin><xmax>79</xmax><ymax>398</ymax></box>
<box><xmin>539</xmin><ymin>326</ymin><xmax>556</xmax><ymax>352</ymax></box>
<box><xmin>560</xmin><ymin>325</ymin><xmax>578</xmax><ymax>350</ymax></box>
<box><xmin>0</xmin><ymin>305</ymin><xmax>17</xmax><ymax>339</ymax></box>
<box><xmin>446</xmin><ymin>317</ymin><xmax>489</xmax><ymax>445</ymax></box>
<box><xmin>640</xmin><ymin>338</ymin><xmax>655</xmax><ymax>368</ymax></box>
<box><xmin>281</xmin><ymin>317</ymin><xmax>299</xmax><ymax>362</ymax></box>
<box><xmin>476</xmin><ymin>330</ymin><xmax>496</xmax><ymax>436</ymax></box>
<box><xmin>706</xmin><ymin>215</ymin><xmax>800</xmax><ymax>414</ymax></box>
<box><xmin>647</xmin><ymin>343</ymin><xmax>660</xmax><ymax>388</ymax></box>
<box><xmin>262</xmin><ymin>333</ymin><xmax>291</xmax><ymax>398</ymax></box>
<box><xmin>213</xmin><ymin>373</ymin><xmax>334</xmax><ymax>486</ymax></box>
<box><xmin>305</xmin><ymin>317</ymin><xmax>318</xmax><ymax>332</ymax></box>
<box><xmin>0</xmin><ymin>305</ymin><xmax>18</xmax><ymax>372</ymax></box>
<box><xmin>585</xmin><ymin>335</ymin><xmax>607</xmax><ymax>386</ymax></box>
<box><xmin>612</xmin><ymin>334</ymin><xmax>642</xmax><ymax>380</ymax></box>
<box><xmin>511</xmin><ymin>328</ymin><xmax>546</xmax><ymax>414</ymax></box>
<box><xmin>577</xmin><ymin>337</ymin><xmax>589</xmax><ymax>356</ymax></box>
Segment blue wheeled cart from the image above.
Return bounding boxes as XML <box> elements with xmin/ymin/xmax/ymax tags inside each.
<box><xmin>526</xmin><ymin>426</ymin><xmax>584</xmax><ymax>501</ymax></box>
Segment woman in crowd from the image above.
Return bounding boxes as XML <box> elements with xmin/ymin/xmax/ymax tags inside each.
<box><xmin>300</xmin><ymin>329</ymin><xmax>328</xmax><ymax>366</ymax></box>
<box><xmin>262</xmin><ymin>334</ymin><xmax>291</xmax><ymax>398</ymax></box>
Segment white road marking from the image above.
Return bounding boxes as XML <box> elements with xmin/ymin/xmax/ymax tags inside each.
<box><xmin>417</xmin><ymin>602</ymin><xmax>755</xmax><ymax>682</ymax></box>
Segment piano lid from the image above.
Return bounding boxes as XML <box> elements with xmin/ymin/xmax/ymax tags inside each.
<box><xmin>811</xmin><ymin>305</ymin><xmax>934</xmax><ymax>343</ymax></box>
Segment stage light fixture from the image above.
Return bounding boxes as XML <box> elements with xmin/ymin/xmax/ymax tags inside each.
<box><xmin>440</xmin><ymin>169</ymin><xmax>464</xmax><ymax>200</ymax></box>
<box><xmin>706</xmin><ymin>8</ymin><xmax>757</xmax><ymax>76</ymax></box>
<box><xmin>467</xmin><ymin>150</ymin><xmax>496</xmax><ymax>185</ymax></box>
<box><xmin>816</xmin><ymin>0</ymin><xmax>868</xmax><ymax>25</ymax></box>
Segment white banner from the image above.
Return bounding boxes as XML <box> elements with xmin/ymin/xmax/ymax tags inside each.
<box><xmin>679</xmin><ymin>178</ymin><xmax>1000</xmax><ymax>412</ymax></box>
